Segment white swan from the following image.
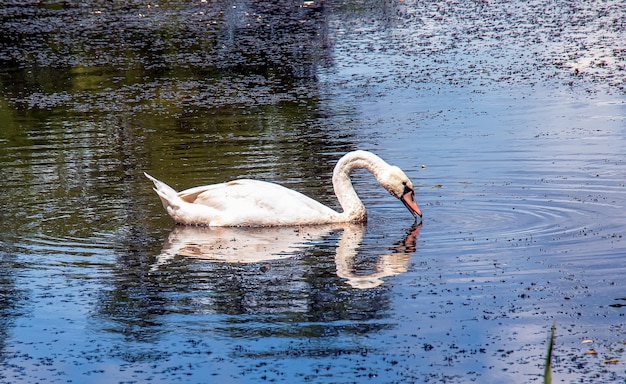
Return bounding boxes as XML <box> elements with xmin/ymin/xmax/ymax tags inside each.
<box><xmin>144</xmin><ymin>150</ymin><xmax>422</xmax><ymax>226</ymax></box>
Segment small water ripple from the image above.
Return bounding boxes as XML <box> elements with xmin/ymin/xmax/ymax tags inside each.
<box><xmin>422</xmin><ymin>178</ymin><xmax>626</xmax><ymax>255</ymax></box>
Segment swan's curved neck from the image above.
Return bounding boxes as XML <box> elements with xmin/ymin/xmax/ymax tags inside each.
<box><xmin>331</xmin><ymin>151</ymin><xmax>390</xmax><ymax>222</ymax></box>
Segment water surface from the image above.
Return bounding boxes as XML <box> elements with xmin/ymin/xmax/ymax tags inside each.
<box><xmin>1</xmin><ymin>0</ymin><xmax>626</xmax><ymax>383</ymax></box>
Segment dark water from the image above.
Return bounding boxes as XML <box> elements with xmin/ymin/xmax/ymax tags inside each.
<box><xmin>1</xmin><ymin>0</ymin><xmax>626</xmax><ymax>383</ymax></box>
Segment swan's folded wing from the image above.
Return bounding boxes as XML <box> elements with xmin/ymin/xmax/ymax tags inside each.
<box><xmin>177</xmin><ymin>183</ymin><xmax>227</xmax><ymax>203</ymax></box>
<box><xmin>184</xmin><ymin>179</ymin><xmax>339</xmax><ymax>226</ymax></box>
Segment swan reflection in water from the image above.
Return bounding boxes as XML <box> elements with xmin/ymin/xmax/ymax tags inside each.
<box><xmin>152</xmin><ymin>223</ymin><xmax>421</xmax><ymax>289</ymax></box>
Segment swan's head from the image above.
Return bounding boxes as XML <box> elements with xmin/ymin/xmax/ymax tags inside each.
<box><xmin>381</xmin><ymin>166</ymin><xmax>423</xmax><ymax>220</ymax></box>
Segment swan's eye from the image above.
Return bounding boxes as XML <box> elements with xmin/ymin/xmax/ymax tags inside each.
<box><xmin>402</xmin><ymin>182</ymin><xmax>413</xmax><ymax>195</ymax></box>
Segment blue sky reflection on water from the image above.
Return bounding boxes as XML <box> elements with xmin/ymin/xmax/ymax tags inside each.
<box><xmin>317</xmin><ymin>56</ymin><xmax>626</xmax><ymax>379</ymax></box>
<box><xmin>1</xmin><ymin>0</ymin><xmax>626</xmax><ymax>383</ymax></box>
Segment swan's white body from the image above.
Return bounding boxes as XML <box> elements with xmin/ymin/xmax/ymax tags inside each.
<box><xmin>145</xmin><ymin>150</ymin><xmax>421</xmax><ymax>227</ymax></box>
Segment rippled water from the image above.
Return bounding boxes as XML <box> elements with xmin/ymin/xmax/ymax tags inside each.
<box><xmin>1</xmin><ymin>0</ymin><xmax>626</xmax><ymax>383</ymax></box>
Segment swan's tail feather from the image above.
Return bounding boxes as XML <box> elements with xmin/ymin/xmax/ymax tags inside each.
<box><xmin>144</xmin><ymin>172</ymin><xmax>182</xmax><ymax>210</ymax></box>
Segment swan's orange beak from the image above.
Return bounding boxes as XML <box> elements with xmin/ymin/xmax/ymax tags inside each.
<box><xmin>401</xmin><ymin>188</ymin><xmax>422</xmax><ymax>220</ymax></box>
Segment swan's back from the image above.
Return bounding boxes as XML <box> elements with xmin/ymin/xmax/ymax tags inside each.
<box><xmin>178</xmin><ymin>179</ymin><xmax>340</xmax><ymax>226</ymax></box>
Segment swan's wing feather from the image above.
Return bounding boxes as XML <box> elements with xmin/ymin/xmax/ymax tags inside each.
<box><xmin>178</xmin><ymin>184</ymin><xmax>225</xmax><ymax>203</ymax></box>
<box><xmin>186</xmin><ymin>179</ymin><xmax>338</xmax><ymax>226</ymax></box>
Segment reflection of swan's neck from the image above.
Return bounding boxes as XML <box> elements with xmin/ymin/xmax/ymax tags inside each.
<box><xmin>332</xmin><ymin>151</ymin><xmax>390</xmax><ymax>222</ymax></box>
<box><xmin>335</xmin><ymin>224</ymin><xmax>420</xmax><ymax>289</ymax></box>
